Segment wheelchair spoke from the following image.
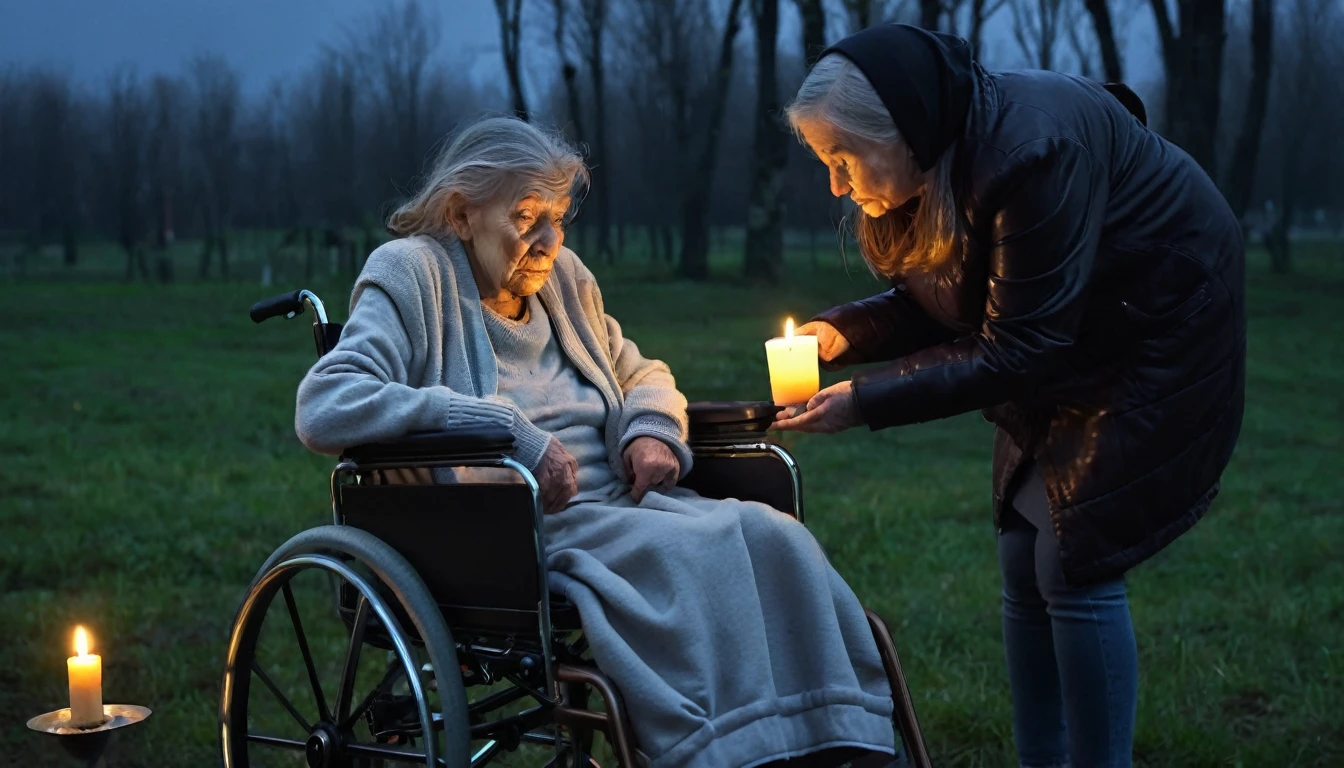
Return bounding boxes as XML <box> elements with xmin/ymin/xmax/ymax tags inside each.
<box><xmin>345</xmin><ymin>741</ymin><xmax>444</xmax><ymax>765</ymax></box>
<box><xmin>245</xmin><ymin>733</ymin><xmax>308</xmax><ymax>752</ymax></box>
<box><xmin>341</xmin><ymin>659</ymin><xmax>406</xmax><ymax>731</ymax></box>
<box><xmin>334</xmin><ymin>593</ymin><xmax>372</xmax><ymax>725</ymax></box>
<box><xmin>471</xmin><ymin>739</ymin><xmax>502</xmax><ymax>766</ymax></box>
<box><xmin>282</xmin><ymin>580</ymin><xmax>331</xmax><ymax>722</ymax></box>
<box><xmin>251</xmin><ymin>659</ymin><xmax>313</xmax><ymax>733</ymax></box>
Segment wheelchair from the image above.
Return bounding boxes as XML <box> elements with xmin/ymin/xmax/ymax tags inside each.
<box><xmin>220</xmin><ymin>288</ymin><xmax>931</xmax><ymax>768</ymax></box>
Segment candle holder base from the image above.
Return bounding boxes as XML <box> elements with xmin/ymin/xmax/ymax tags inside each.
<box><xmin>27</xmin><ymin>704</ymin><xmax>151</xmax><ymax>766</ymax></box>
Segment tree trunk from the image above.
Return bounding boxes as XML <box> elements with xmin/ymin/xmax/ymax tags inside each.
<box><xmin>1150</xmin><ymin>0</ymin><xmax>1226</xmax><ymax>175</ymax></box>
<box><xmin>970</xmin><ymin>0</ymin><xmax>990</xmax><ymax>54</ymax></box>
<box><xmin>585</xmin><ymin>0</ymin><xmax>614</xmax><ymax>264</ymax></box>
<box><xmin>219</xmin><ymin>231</ymin><xmax>230</xmax><ymax>282</ymax></box>
<box><xmin>796</xmin><ymin>0</ymin><xmax>827</xmax><ymax>65</ymax></box>
<box><xmin>495</xmin><ymin>0</ymin><xmax>529</xmax><ymax>121</ymax></box>
<box><xmin>1222</xmin><ymin>0</ymin><xmax>1273</xmax><ymax>221</ymax></box>
<box><xmin>661</xmin><ymin>225</ymin><xmax>674</xmax><ymax>264</ymax></box>
<box><xmin>62</xmin><ymin>226</ymin><xmax>78</xmax><ymax>267</ymax></box>
<box><xmin>553</xmin><ymin>0</ymin><xmax>587</xmax><ymax>144</ymax></box>
<box><xmin>1269</xmin><ymin>183</ymin><xmax>1295</xmax><ymax>275</ymax></box>
<box><xmin>1083</xmin><ymin>0</ymin><xmax>1124</xmax><ymax>82</ymax></box>
<box><xmin>744</xmin><ymin>0</ymin><xmax>788</xmax><ymax>282</ymax></box>
<box><xmin>679</xmin><ymin>0</ymin><xmax>746</xmax><ymax>281</ymax></box>
<box><xmin>919</xmin><ymin>0</ymin><xmax>941</xmax><ymax>29</ymax></box>
<box><xmin>199</xmin><ymin>234</ymin><xmax>214</xmax><ymax>280</ymax></box>
<box><xmin>681</xmin><ymin>201</ymin><xmax>712</xmax><ymax>279</ymax></box>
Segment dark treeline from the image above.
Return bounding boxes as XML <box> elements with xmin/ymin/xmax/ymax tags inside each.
<box><xmin>1</xmin><ymin>0</ymin><xmax>1341</xmax><ymax>283</ymax></box>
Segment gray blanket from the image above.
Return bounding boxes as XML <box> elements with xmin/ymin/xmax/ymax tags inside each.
<box><xmin>547</xmin><ymin>486</ymin><xmax>896</xmax><ymax>767</ymax></box>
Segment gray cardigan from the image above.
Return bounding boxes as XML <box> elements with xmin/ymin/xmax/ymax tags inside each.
<box><xmin>294</xmin><ymin>233</ymin><xmax>693</xmax><ymax>477</ymax></box>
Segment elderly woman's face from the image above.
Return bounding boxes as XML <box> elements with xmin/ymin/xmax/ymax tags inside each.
<box><xmin>457</xmin><ymin>187</ymin><xmax>570</xmax><ymax>298</ymax></box>
<box><xmin>797</xmin><ymin>119</ymin><xmax>925</xmax><ymax>218</ymax></box>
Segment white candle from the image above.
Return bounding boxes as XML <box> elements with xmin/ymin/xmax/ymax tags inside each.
<box><xmin>765</xmin><ymin>318</ymin><xmax>820</xmax><ymax>406</ymax></box>
<box><xmin>67</xmin><ymin>626</ymin><xmax>104</xmax><ymax>727</ymax></box>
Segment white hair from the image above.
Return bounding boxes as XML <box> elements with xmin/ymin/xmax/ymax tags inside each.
<box><xmin>786</xmin><ymin>55</ymin><xmax>963</xmax><ymax>278</ymax></box>
<box><xmin>387</xmin><ymin>116</ymin><xmax>589</xmax><ymax>238</ymax></box>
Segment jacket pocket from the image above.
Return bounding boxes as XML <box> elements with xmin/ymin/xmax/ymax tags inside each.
<box><xmin>1120</xmin><ymin>284</ymin><xmax>1212</xmax><ymax>339</ymax></box>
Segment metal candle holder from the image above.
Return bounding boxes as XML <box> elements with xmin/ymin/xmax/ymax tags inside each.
<box><xmin>26</xmin><ymin>704</ymin><xmax>151</xmax><ymax>767</ymax></box>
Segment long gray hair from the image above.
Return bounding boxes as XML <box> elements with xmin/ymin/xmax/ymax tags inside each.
<box><xmin>387</xmin><ymin>116</ymin><xmax>589</xmax><ymax>238</ymax></box>
<box><xmin>786</xmin><ymin>55</ymin><xmax>963</xmax><ymax>279</ymax></box>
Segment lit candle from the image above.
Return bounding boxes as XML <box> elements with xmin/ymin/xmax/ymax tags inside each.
<box><xmin>765</xmin><ymin>317</ymin><xmax>820</xmax><ymax>406</ymax></box>
<box><xmin>67</xmin><ymin>626</ymin><xmax>104</xmax><ymax>727</ymax></box>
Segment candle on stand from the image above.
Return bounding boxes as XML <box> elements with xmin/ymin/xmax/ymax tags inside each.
<box><xmin>765</xmin><ymin>317</ymin><xmax>820</xmax><ymax>406</ymax></box>
<box><xmin>67</xmin><ymin>626</ymin><xmax>104</xmax><ymax>727</ymax></box>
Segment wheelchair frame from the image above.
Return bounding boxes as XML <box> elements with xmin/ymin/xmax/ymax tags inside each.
<box><xmin>222</xmin><ymin>288</ymin><xmax>931</xmax><ymax>768</ymax></box>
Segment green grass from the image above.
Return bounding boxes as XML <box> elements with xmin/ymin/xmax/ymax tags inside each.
<box><xmin>2</xmin><ymin>237</ymin><xmax>1342</xmax><ymax>766</ymax></box>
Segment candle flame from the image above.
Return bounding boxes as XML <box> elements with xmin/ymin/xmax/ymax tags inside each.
<box><xmin>784</xmin><ymin>317</ymin><xmax>794</xmax><ymax>339</ymax></box>
<box><xmin>74</xmin><ymin>626</ymin><xmax>90</xmax><ymax>657</ymax></box>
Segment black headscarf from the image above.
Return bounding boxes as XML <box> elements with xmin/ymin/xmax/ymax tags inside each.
<box><xmin>821</xmin><ymin>24</ymin><xmax>975</xmax><ymax>173</ymax></box>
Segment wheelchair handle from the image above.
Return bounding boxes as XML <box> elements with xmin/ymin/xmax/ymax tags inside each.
<box><xmin>249</xmin><ymin>289</ymin><xmax>329</xmax><ymax>325</ymax></box>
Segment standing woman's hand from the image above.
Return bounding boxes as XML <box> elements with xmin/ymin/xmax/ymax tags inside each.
<box><xmin>795</xmin><ymin>321</ymin><xmax>852</xmax><ymax>371</ymax></box>
<box><xmin>771</xmin><ymin>380</ymin><xmax>863</xmax><ymax>433</ymax></box>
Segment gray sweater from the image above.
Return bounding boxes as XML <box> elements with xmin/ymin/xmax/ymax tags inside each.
<box><xmin>294</xmin><ymin>233</ymin><xmax>693</xmax><ymax>477</ymax></box>
<box><xmin>483</xmin><ymin>295</ymin><xmax>617</xmax><ymax>496</ymax></box>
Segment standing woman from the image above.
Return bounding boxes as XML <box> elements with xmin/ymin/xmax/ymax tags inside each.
<box><xmin>773</xmin><ymin>23</ymin><xmax>1245</xmax><ymax>768</ymax></box>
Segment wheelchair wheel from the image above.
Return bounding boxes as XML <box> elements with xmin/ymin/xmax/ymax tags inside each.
<box><xmin>220</xmin><ymin>525</ymin><xmax>471</xmax><ymax>768</ymax></box>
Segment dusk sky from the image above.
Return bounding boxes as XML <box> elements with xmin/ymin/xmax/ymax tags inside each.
<box><xmin>1</xmin><ymin>0</ymin><xmax>1165</xmax><ymax>102</ymax></box>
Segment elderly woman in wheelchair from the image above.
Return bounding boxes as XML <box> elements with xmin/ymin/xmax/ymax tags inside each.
<box><xmin>222</xmin><ymin>117</ymin><xmax>928</xmax><ymax>768</ymax></box>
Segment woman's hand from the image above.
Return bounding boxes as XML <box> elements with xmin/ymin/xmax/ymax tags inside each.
<box><xmin>536</xmin><ymin>438</ymin><xmax>579</xmax><ymax>514</ymax></box>
<box><xmin>772</xmin><ymin>380</ymin><xmax>864</xmax><ymax>434</ymax></box>
<box><xmin>622</xmin><ymin>436</ymin><xmax>681</xmax><ymax>503</ymax></box>
<box><xmin>796</xmin><ymin>320</ymin><xmax>852</xmax><ymax>371</ymax></box>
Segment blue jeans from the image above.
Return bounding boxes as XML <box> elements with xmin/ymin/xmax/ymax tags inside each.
<box><xmin>998</xmin><ymin>467</ymin><xmax>1138</xmax><ymax>768</ymax></box>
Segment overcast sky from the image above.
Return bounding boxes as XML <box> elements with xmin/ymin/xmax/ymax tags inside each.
<box><xmin>0</xmin><ymin>0</ymin><xmax>1164</xmax><ymax>102</ymax></box>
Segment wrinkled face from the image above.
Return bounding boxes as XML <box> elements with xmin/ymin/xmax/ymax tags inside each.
<box><xmin>796</xmin><ymin>119</ymin><xmax>925</xmax><ymax>217</ymax></box>
<box><xmin>455</xmin><ymin>185</ymin><xmax>571</xmax><ymax>298</ymax></box>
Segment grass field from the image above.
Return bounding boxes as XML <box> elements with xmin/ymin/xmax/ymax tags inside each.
<box><xmin>2</xmin><ymin>237</ymin><xmax>1342</xmax><ymax>766</ymax></box>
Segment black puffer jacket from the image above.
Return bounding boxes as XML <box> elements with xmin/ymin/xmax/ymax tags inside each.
<box><xmin>818</xmin><ymin>64</ymin><xmax>1246</xmax><ymax>585</ymax></box>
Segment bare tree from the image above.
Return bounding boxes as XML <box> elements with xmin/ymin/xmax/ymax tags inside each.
<box><xmin>627</xmin><ymin>0</ymin><xmax>747</xmax><ymax>279</ymax></box>
<box><xmin>841</xmin><ymin>0</ymin><xmax>885</xmax><ymax>31</ymax></box>
<box><xmin>919</xmin><ymin>0</ymin><xmax>942</xmax><ymax>28</ymax></box>
<box><xmin>29</xmin><ymin>72</ymin><xmax>81</xmax><ymax>267</ymax></box>
<box><xmin>685</xmin><ymin>0</ymin><xmax>747</xmax><ymax>279</ymax></box>
<box><xmin>744</xmin><ymin>0</ymin><xmax>788</xmax><ymax>281</ymax></box>
<box><xmin>494</xmin><ymin>0</ymin><xmax>529</xmax><ymax>120</ymax></box>
<box><xmin>576</xmin><ymin>0</ymin><xmax>615</xmax><ymax>263</ymax></box>
<box><xmin>350</xmin><ymin>0</ymin><xmax>440</xmax><ymax>196</ymax></box>
<box><xmin>1149</xmin><ymin>0</ymin><xmax>1226</xmax><ymax>175</ymax></box>
<box><xmin>146</xmin><ymin>76</ymin><xmax>184</xmax><ymax>253</ymax></box>
<box><xmin>1262</xmin><ymin>0</ymin><xmax>1340</xmax><ymax>273</ymax></box>
<box><xmin>100</xmin><ymin>67</ymin><xmax>149</xmax><ymax>280</ymax></box>
<box><xmin>188</xmin><ymin>54</ymin><xmax>241</xmax><ymax>280</ymax></box>
<box><xmin>1221</xmin><ymin>0</ymin><xmax>1273</xmax><ymax>224</ymax></box>
<box><xmin>1082</xmin><ymin>0</ymin><xmax>1124</xmax><ymax>81</ymax></box>
<box><xmin>1010</xmin><ymin>0</ymin><xmax>1067</xmax><ymax>70</ymax></box>
<box><xmin>794</xmin><ymin>0</ymin><xmax>827</xmax><ymax>64</ymax></box>
<box><xmin>552</xmin><ymin>0</ymin><xmax>587</xmax><ymax>144</ymax></box>
<box><xmin>0</xmin><ymin>70</ymin><xmax>26</xmax><ymax>274</ymax></box>
<box><xmin>1063</xmin><ymin>0</ymin><xmax>1098</xmax><ymax>77</ymax></box>
<box><xmin>944</xmin><ymin>0</ymin><xmax>1011</xmax><ymax>55</ymax></box>
<box><xmin>306</xmin><ymin>53</ymin><xmax>359</xmax><ymax>230</ymax></box>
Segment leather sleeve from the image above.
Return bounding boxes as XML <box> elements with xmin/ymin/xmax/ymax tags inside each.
<box><xmin>813</xmin><ymin>287</ymin><xmax>957</xmax><ymax>367</ymax></box>
<box><xmin>853</xmin><ymin>137</ymin><xmax>1108</xmax><ymax>429</ymax></box>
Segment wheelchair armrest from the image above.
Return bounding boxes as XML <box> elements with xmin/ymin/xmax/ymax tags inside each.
<box><xmin>687</xmin><ymin>400</ymin><xmax>782</xmax><ymax>444</ymax></box>
<box><xmin>343</xmin><ymin>426</ymin><xmax>516</xmax><ymax>464</ymax></box>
